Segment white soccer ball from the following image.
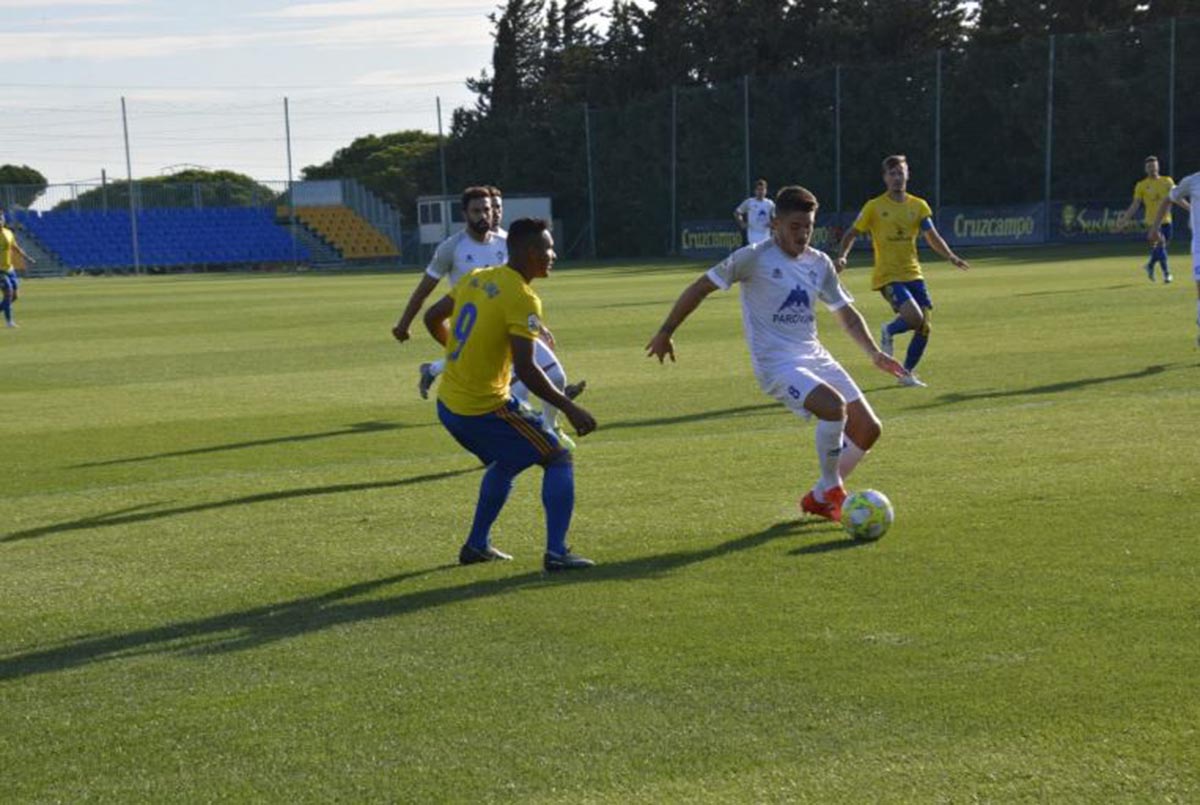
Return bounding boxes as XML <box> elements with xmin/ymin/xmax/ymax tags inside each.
<box><xmin>840</xmin><ymin>489</ymin><xmax>894</xmax><ymax>541</ymax></box>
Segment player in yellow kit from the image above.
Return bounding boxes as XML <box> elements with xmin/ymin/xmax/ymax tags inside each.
<box><xmin>1119</xmin><ymin>155</ymin><xmax>1175</xmax><ymax>282</ymax></box>
<box><xmin>423</xmin><ymin>218</ymin><xmax>597</xmax><ymax>571</ymax></box>
<box><xmin>835</xmin><ymin>155</ymin><xmax>969</xmax><ymax>387</ymax></box>
<box><xmin>1</xmin><ymin>210</ymin><xmax>36</xmax><ymax>328</ymax></box>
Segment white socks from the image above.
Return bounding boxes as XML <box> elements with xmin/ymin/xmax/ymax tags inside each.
<box><xmin>814</xmin><ymin>418</ymin><xmax>845</xmax><ymax>493</ymax></box>
<box><xmin>838</xmin><ymin>438</ymin><xmax>868</xmax><ymax>480</ymax></box>
<box><xmin>430</xmin><ymin>358</ymin><xmax>446</xmax><ymax>378</ymax></box>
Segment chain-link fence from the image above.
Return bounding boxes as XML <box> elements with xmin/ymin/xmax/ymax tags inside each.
<box><xmin>449</xmin><ymin>17</ymin><xmax>1199</xmax><ymax>259</ymax></box>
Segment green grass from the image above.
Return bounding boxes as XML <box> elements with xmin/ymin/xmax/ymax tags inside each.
<box><xmin>1</xmin><ymin>246</ymin><xmax>1198</xmax><ymax>802</ymax></box>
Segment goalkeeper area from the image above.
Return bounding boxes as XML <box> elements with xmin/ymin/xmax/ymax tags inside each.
<box><xmin>1</xmin><ymin>243</ymin><xmax>1197</xmax><ymax>800</ymax></box>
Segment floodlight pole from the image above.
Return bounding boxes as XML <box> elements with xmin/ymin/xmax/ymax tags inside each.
<box><xmin>121</xmin><ymin>96</ymin><xmax>141</xmax><ymax>275</ymax></box>
<box><xmin>670</xmin><ymin>85</ymin><xmax>678</xmax><ymax>255</ymax></box>
<box><xmin>834</xmin><ymin>65</ymin><xmax>842</xmax><ymax>220</ymax></box>
<box><xmin>583</xmin><ymin>103</ymin><xmax>596</xmax><ymax>259</ymax></box>
<box><xmin>934</xmin><ymin>49</ymin><xmax>942</xmax><ymax>214</ymax></box>
<box><xmin>742</xmin><ymin>75</ymin><xmax>751</xmax><ymax>195</ymax></box>
<box><xmin>436</xmin><ymin>96</ymin><xmax>449</xmax><ymax>200</ymax></box>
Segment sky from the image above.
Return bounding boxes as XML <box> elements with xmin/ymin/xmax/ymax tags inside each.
<box><xmin>2</xmin><ymin>0</ymin><xmax>648</xmax><ymax>196</ymax></box>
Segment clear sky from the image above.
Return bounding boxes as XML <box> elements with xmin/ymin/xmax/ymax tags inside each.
<box><xmin>3</xmin><ymin>0</ymin><xmax>644</xmax><ymax>191</ymax></box>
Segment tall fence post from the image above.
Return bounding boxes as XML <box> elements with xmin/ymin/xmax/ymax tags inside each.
<box><xmin>743</xmin><ymin>74</ymin><xmax>751</xmax><ymax>194</ymax></box>
<box><xmin>1043</xmin><ymin>35</ymin><xmax>1055</xmax><ymax>242</ymax></box>
<box><xmin>1167</xmin><ymin>18</ymin><xmax>1176</xmax><ymax>176</ymax></box>
<box><xmin>834</xmin><ymin>65</ymin><xmax>842</xmax><ymax>220</ymax></box>
<box><xmin>934</xmin><ymin>49</ymin><xmax>943</xmax><ymax>212</ymax></box>
<box><xmin>284</xmin><ymin>96</ymin><xmax>298</xmax><ymax>269</ymax></box>
<box><xmin>583</xmin><ymin>103</ymin><xmax>597</xmax><ymax>259</ymax></box>
<box><xmin>121</xmin><ymin>96</ymin><xmax>140</xmax><ymax>276</ymax></box>
<box><xmin>669</xmin><ymin>85</ymin><xmax>677</xmax><ymax>255</ymax></box>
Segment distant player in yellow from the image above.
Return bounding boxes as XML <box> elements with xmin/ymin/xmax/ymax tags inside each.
<box><xmin>1118</xmin><ymin>155</ymin><xmax>1175</xmax><ymax>283</ymax></box>
<box><xmin>835</xmin><ymin>155</ymin><xmax>969</xmax><ymax>387</ymax></box>
<box><xmin>423</xmin><ymin>217</ymin><xmax>597</xmax><ymax>571</ymax></box>
<box><xmin>1</xmin><ymin>210</ymin><xmax>36</xmax><ymax>329</ymax></box>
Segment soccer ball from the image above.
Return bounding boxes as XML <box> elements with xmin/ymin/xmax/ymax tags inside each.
<box><xmin>840</xmin><ymin>489</ymin><xmax>894</xmax><ymax>541</ymax></box>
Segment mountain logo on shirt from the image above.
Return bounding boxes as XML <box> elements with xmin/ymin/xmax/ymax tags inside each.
<box><xmin>772</xmin><ymin>268</ymin><xmax>783</xmax><ymax>279</ymax></box>
<box><xmin>776</xmin><ymin>285</ymin><xmax>811</xmax><ymax>313</ymax></box>
<box><xmin>773</xmin><ymin>284</ymin><xmax>814</xmax><ymax>325</ymax></box>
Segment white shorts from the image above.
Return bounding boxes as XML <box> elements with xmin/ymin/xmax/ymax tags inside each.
<box><xmin>759</xmin><ymin>350</ymin><xmax>862</xmax><ymax>419</ymax></box>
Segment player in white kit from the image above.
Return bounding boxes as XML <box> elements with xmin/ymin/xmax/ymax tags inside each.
<box><xmin>1148</xmin><ymin>170</ymin><xmax>1199</xmax><ymax>346</ymax></box>
<box><xmin>734</xmin><ymin>179</ymin><xmax>776</xmax><ymax>245</ymax></box>
<box><xmin>647</xmin><ymin>186</ymin><xmax>908</xmax><ymax>521</ymax></box>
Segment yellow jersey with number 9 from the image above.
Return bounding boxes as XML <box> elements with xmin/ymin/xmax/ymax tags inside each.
<box><xmin>437</xmin><ymin>265</ymin><xmax>542</xmax><ymax>416</ymax></box>
<box><xmin>1</xmin><ymin>227</ymin><xmax>14</xmax><ymax>272</ymax></box>
<box><xmin>1134</xmin><ymin>176</ymin><xmax>1174</xmax><ymax>225</ymax></box>
<box><xmin>852</xmin><ymin>192</ymin><xmax>934</xmax><ymax>289</ymax></box>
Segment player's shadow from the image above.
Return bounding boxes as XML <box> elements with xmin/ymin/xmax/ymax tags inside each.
<box><xmin>1</xmin><ymin>467</ymin><xmax>480</xmax><ymax>544</ymax></box>
<box><xmin>72</xmin><ymin>421</ymin><xmax>419</xmax><ymax>468</ymax></box>
<box><xmin>910</xmin><ymin>362</ymin><xmax>1184</xmax><ymax>409</ymax></box>
<box><xmin>606</xmin><ymin>403</ymin><xmax>777</xmax><ymax>430</ymax></box>
<box><xmin>0</xmin><ymin>518</ymin><xmax>859</xmax><ymax>681</ymax></box>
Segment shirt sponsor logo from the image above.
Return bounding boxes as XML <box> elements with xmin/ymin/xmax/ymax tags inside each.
<box><xmin>773</xmin><ymin>285</ymin><xmax>813</xmax><ymax>325</ymax></box>
<box><xmin>527</xmin><ymin>313</ymin><xmax>541</xmax><ymax>333</ymax></box>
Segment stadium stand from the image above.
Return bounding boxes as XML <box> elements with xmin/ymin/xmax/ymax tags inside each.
<box><xmin>292</xmin><ymin>205</ymin><xmax>400</xmax><ymax>260</ymax></box>
<box><xmin>12</xmin><ymin>207</ymin><xmax>309</xmax><ymax>271</ymax></box>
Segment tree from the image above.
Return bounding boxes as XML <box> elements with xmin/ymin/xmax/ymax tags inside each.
<box><xmin>56</xmin><ymin>169</ymin><xmax>279</xmax><ymax>212</ymax></box>
<box><xmin>0</xmin><ymin>164</ymin><xmax>48</xmax><ymax>209</ymax></box>
<box><xmin>302</xmin><ymin>131</ymin><xmax>441</xmax><ymax>217</ymax></box>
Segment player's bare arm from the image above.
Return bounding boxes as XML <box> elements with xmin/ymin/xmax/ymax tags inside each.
<box><xmin>646</xmin><ymin>275</ymin><xmax>720</xmax><ymax>363</ymax></box>
<box><xmin>1146</xmin><ymin>198</ymin><xmax>1180</xmax><ymax>243</ymax></box>
<box><xmin>922</xmin><ymin>227</ymin><xmax>969</xmax><ymax>270</ymax></box>
<box><xmin>423</xmin><ymin>294</ymin><xmax>454</xmax><ymax>346</ymax></box>
<box><xmin>835</xmin><ymin>227</ymin><xmax>860</xmax><ymax>273</ymax></box>
<box><xmin>512</xmin><ymin>335</ymin><xmax>596</xmax><ymax>436</ymax></box>
<box><xmin>394</xmin><ymin>273</ymin><xmax>442</xmax><ymax>342</ymax></box>
<box><xmin>834</xmin><ymin>305</ymin><xmax>907</xmax><ymax>379</ymax></box>
<box><xmin>733</xmin><ymin>210</ymin><xmax>747</xmax><ymax>230</ymax></box>
<box><xmin>1118</xmin><ymin>196</ymin><xmax>1141</xmax><ymax>228</ymax></box>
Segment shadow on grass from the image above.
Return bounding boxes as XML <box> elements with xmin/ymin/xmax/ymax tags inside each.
<box><xmin>909</xmin><ymin>363</ymin><xmax>1188</xmax><ymax>410</ymax></box>
<box><xmin>73</xmin><ymin>421</ymin><xmax>422</xmax><ymax>468</ymax></box>
<box><xmin>2</xmin><ymin>467</ymin><xmax>480</xmax><ymax>544</ymax></box>
<box><xmin>1013</xmin><ymin>283</ymin><xmax>1137</xmax><ymax>297</ymax></box>
<box><xmin>0</xmin><ymin>518</ymin><xmax>858</xmax><ymax>680</ymax></box>
<box><xmin>606</xmin><ymin>403</ymin><xmax>777</xmax><ymax>430</ymax></box>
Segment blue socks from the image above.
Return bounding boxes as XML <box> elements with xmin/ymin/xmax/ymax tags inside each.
<box><xmin>886</xmin><ymin>318</ymin><xmax>911</xmax><ymax>337</ymax></box>
<box><xmin>466</xmin><ymin>463</ymin><xmax>516</xmax><ymax>550</ymax></box>
<box><xmin>542</xmin><ymin>458</ymin><xmax>575</xmax><ymax>556</ymax></box>
<box><xmin>0</xmin><ymin>295</ymin><xmax>11</xmax><ymax>325</ymax></box>
<box><xmin>905</xmin><ymin>333</ymin><xmax>929</xmax><ymax>371</ymax></box>
<box><xmin>464</xmin><ymin>456</ymin><xmax>575</xmax><ymax>555</ymax></box>
<box><xmin>1149</xmin><ymin>244</ymin><xmax>1170</xmax><ymax>278</ymax></box>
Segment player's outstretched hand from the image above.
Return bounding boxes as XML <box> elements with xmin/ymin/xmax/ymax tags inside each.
<box><xmin>538</xmin><ymin>325</ymin><xmax>557</xmax><ymax>349</ymax></box>
<box><xmin>645</xmin><ymin>331</ymin><xmax>676</xmax><ymax>363</ymax></box>
<box><xmin>1147</xmin><ymin>229</ymin><xmax>1163</xmax><ymax>245</ymax></box>
<box><xmin>834</xmin><ymin>255</ymin><xmax>848</xmax><ymax>274</ymax></box>
<box><xmin>872</xmin><ymin>350</ymin><xmax>908</xmax><ymax>379</ymax></box>
<box><xmin>563</xmin><ymin>403</ymin><xmax>597</xmax><ymax>437</ymax></box>
<box><xmin>391</xmin><ymin>322</ymin><xmax>410</xmax><ymax>342</ymax></box>
<box><xmin>950</xmin><ymin>255</ymin><xmax>970</xmax><ymax>271</ymax></box>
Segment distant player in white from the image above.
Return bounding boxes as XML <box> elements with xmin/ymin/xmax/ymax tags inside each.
<box><xmin>647</xmin><ymin>185</ymin><xmax>908</xmax><ymax>522</ymax></box>
<box><xmin>734</xmin><ymin>178</ymin><xmax>776</xmax><ymax>245</ymax></box>
<box><xmin>1148</xmin><ymin>170</ymin><xmax>1199</xmax><ymax>346</ymax></box>
<box><xmin>393</xmin><ymin>185</ymin><xmax>503</xmax><ymax>351</ymax></box>
<box><xmin>483</xmin><ymin>185</ymin><xmax>586</xmax><ymax>436</ymax></box>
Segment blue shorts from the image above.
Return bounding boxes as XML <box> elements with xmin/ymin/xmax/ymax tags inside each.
<box><xmin>1159</xmin><ymin>222</ymin><xmax>1173</xmax><ymax>242</ymax></box>
<box><xmin>2</xmin><ymin>272</ymin><xmax>17</xmax><ymax>295</ymax></box>
<box><xmin>880</xmin><ymin>279</ymin><xmax>932</xmax><ymax>312</ymax></box>
<box><xmin>437</xmin><ymin>398</ymin><xmax>566</xmax><ymax>471</ymax></box>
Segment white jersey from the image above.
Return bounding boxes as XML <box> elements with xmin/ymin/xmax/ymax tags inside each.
<box><xmin>735</xmin><ymin>197</ymin><xmax>776</xmax><ymax>244</ymax></box>
<box><xmin>425</xmin><ymin>229</ymin><xmax>508</xmax><ymax>287</ymax></box>
<box><xmin>1168</xmin><ymin>172</ymin><xmax>1200</xmax><ymax>260</ymax></box>
<box><xmin>706</xmin><ymin>239</ymin><xmax>853</xmax><ymax>381</ymax></box>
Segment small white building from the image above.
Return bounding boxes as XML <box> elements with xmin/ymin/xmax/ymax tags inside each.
<box><xmin>416</xmin><ymin>194</ymin><xmax>555</xmax><ymax>258</ymax></box>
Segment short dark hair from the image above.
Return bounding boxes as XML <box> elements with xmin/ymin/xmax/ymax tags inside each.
<box><xmin>774</xmin><ymin>185</ymin><xmax>818</xmax><ymax>215</ymax></box>
<box><xmin>754</xmin><ymin>178</ymin><xmax>767</xmax><ymax>187</ymax></box>
<box><xmin>461</xmin><ymin>186</ymin><xmax>491</xmax><ymax>210</ymax></box>
<box><xmin>486</xmin><ymin>185</ymin><xmax>503</xmax><ymax>198</ymax></box>
<box><xmin>507</xmin><ymin>217</ymin><xmax>549</xmax><ymax>255</ymax></box>
<box><xmin>882</xmin><ymin>154</ymin><xmax>907</xmax><ymax>172</ymax></box>
<box><xmin>1145</xmin><ymin>155</ymin><xmax>1159</xmax><ymax>164</ymax></box>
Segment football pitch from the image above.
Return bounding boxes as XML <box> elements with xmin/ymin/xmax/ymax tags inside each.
<box><xmin>2</xmin><ymin>245</ymin><xmax>1197</xmax><ymax>801</ymax></box>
